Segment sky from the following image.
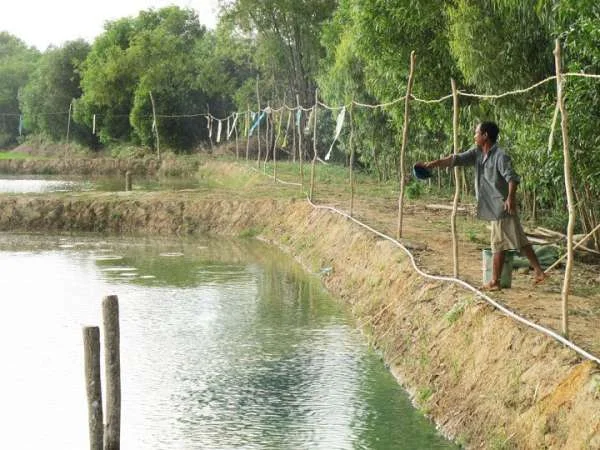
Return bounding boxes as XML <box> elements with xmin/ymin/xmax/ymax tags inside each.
<box><xmin>1</xmin><ymin>0</ymin><xmax>220</xmax><ymax>51</ymax></box>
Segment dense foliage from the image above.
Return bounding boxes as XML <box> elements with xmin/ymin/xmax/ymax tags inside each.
<box><xmin>2</xmin><ymin>1</ymin><xmax>600</xmax><ymax>239</ymax></box>
<box><xmin>0</xmin><ymin>33</ymin><xmax>39</xmax><ymax>147</ymax></box>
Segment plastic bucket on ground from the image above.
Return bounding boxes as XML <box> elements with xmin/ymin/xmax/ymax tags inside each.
<box><xmin>482</xmin><ymin>248</ymin><xmax>516</xmax><ymax>288</ymax></box>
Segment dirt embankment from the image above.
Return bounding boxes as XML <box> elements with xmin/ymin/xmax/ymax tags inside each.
<box><xmin>0</xmin><ymin>191</ymin><xmax>598</xmax><ymax>448</ymax></box>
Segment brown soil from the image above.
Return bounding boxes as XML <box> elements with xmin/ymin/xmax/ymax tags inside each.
<box><xmin>0</xmin><ymin>158</ymin><xmax>598</xmax><ymax>449</ymax></box>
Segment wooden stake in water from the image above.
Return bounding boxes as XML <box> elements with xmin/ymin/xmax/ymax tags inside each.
<box><xmin>83</xmin><ymin>326</ymin><xmax>103</xmax><ymax>450</ymax></box>
<box><xmin>103</xmin><ymin>295</ymin><xmax>121</xmax><ymax>450</ymax></box>
<box><xmin>125</xmin><ymin>171</ymin><xmax>132</xmax><ymax>192</ymax></box>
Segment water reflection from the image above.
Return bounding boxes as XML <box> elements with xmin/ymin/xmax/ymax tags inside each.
<box><xmin>0</xmin><ymin>233</ymin><xmax>456</xmax><ymax>449</ymax></box>
<box><xmin>0</xmin><ymin>177</ymin><xmax>80</xmax><ymax>193</ymax></box>
<box><xmin>0</xmin><ymin>175</ymin><xmax>201</xmax><ymax>193</ymax></box>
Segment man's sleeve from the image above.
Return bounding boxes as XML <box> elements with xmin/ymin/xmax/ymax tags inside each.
<box><xmin>498</xmin><ymin>153</ymin><xmax>521</xmax><ymax>184</ymax></box>
<box><xmin>451</xmin><ymin>147</ymin><xmax>477</xmax><ymax>167</ymax></box>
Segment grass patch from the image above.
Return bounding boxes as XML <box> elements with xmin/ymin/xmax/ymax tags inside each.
<box><xmin>444</xmin><ymin>296</ymin><xmax>473</xmax><ymax>323</ymax></box>
<box><xmin>238</xmin><ymin>227</ymin><xmax>262</xmax><ymax>238</ymax></box>
<box><xmin>0</xmin><ymin>151</ymin><xmax>38</xmax><ymax>160</ymax></box>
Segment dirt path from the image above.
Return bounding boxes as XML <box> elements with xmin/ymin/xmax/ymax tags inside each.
<box><xmin>311</xmin><ymin>185</ymin><xmax>600</xmax><ymax>360</ymax></box>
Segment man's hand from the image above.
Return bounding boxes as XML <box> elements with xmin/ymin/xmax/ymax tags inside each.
<box><xmin>504</xmin><ymin>196</ymin><xmax>516</xmax><ymax>215</ymax></box>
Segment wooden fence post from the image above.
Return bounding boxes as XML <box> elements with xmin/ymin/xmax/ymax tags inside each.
<box><xmin>256</xmin><ymin>77</ymin><xmax>262</xmax><ymax>167</ymax></box>
<box><xmin>103</xmin><ymin>295</ymin><xmax>121</xmax><ymax>450</ymax></box>
<box><xmin>296</xmin><ymin>94</ymin><xmax>304</xmax><ymax>190</ymax></box>
<box><xmin>309</xmin><ymin>89</ymin><xmax>318</xmax><ymax>202</ymax></box>
<box><xmin>554</xmin><ymin>39</ymin><xmax>575</xmax><ymax>338</ymax></box>
<box><xmin>149</xmin><ymin>92</ymin><xmax>160</xmax><ymax>160</ymax></box>
<box><xmin>451</xmin><ymin>78</ymin><xmax>460</xmax><ymax>278</ymax></box>
<box><xmin>246</xmin><ymin>106</ymin><xmax>250</xmax><ymax>161</ymax></box>
<box><xmin>125</xmin><ymin>171</ymin><xmax>132</xmax><ymax>192</ymax></box>
<box><xmin>349</xmin><ymin>103</ymin><xmax>355</xmax><ymax>217</ymax></box>
<box><xmin>83</xmin><ymin>326</ymin><xmax>103</xmax><ymax>450</ymax></box>
<box><xmin>396</xmin><ymin>51</ymin><xmax>416</xmax><ymax>239</ymax></box>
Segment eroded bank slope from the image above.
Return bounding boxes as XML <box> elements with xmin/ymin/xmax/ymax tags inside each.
<box><xmin>0</xmin><ymin>192</ymin><xmax>598</xmax><ymax>449</ymax></box>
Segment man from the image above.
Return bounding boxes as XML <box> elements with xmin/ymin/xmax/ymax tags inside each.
<box><xmin>416</xmin><ymin>121</ymin><xmax>546</xmax><ymax>291</ymax></box>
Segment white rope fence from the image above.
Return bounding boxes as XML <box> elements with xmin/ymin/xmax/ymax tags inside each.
<box><xmin>302</xmin><ymin>197</ymin><xmax>600</xmax><ymax>366</ymax></box>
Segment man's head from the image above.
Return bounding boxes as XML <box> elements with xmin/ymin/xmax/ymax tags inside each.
<box><xmin>475</xmin><ymin>121</ymin><xmax>499</xmax><ymax>146</ymax></box>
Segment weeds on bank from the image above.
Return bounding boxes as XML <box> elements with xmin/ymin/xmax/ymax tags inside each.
<box><xmin>238</xmin><ymin>227</ymin><xmax>262</xmax><ymax>238</ymax></box>
<box><xmin>416</xmin><ymin>386</ymin><xmax>434</xmax><ymax>415</ymax></box>
<box><xmin>444</xmin><ymin>296</ymin><xmax>473</xmax><ymax>323</ymax></box>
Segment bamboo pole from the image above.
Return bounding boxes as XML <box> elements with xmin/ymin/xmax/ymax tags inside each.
<box><xmin>263</xmin><ymin>105</ymin><xmax>270</xmax><ymax>171</ymax></box>
<box><xmin>396</xmin><ymin>51</ymin><xmax>416</xmax><ymax>239</ymax></box>
<box><xmin>292</xmin><ymin>106</ymin><xmax>297</xmax><ymax>163</ymax></box>
<box><xmin>349</xmin><ymin>103</ymin><xmax>355</xmax><ymax>217</ymax></box>
<box><xmin>273</xmin><ymin>109</ymin><xmax>279</xmax><ymax>181</ymax></box>
<box><xmin>256</xmin><ymin>77</ymin><xmax>261</xmax><ymax>167</ymax></box>
<box><xmin>66</xmin><ymin>100</ymin><xmax>73</xmax><ymax>144</ymax></box>
<box><xmin>235</xmin><ymin>112</ymin><xmax>239</xmax><ymax>160</ymax></box>
<box><xmin>309</xmin><ymin>89</ymin><xmax>318</xmax><ymax>201</ymax></box>
<box><xmin>103</xmin><ymin>295</ymin><xmax>121</xmax><ymax>450</ymax></box>
<box><xmin>245</xmin><ymin>106</ymin><xmax>250</xmax><ymax>161</ymax></box>
<box><xmin>451</xmin><ymin>78</ymin><xmax>460</xmax><ymax>277</ymax></box>
<box><xmin>296</xmin><ymin>94</ymin><xmax>304</xmax><ymax>190</ymax></box>
<box><xmin>149</xmin><ymin>91</ymin><xmax>160</xmax><ymax>160</ymax></box>
<box><xmin>83</xmin><ymin>326</ymin><xmax>103</xmax><ymax>450</ymax></box>
<box><xmin>554</xmin><ymin>39</ymin><xmax>574</xmax><ymax>338</ymax></box>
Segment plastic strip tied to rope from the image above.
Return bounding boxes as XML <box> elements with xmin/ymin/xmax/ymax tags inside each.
<box><xmin>325</xmin><ymin>106</ymin><xmax>346</xmax><ymax>161</ymax></box>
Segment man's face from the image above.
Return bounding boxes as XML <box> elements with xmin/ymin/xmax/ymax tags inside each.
<box><xmin>474</xmin><ymin>125</ymin><xmax>487</xmax><ymax>147</ymax></box>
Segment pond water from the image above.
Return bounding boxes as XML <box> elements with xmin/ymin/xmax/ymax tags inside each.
<box><xmin>0</xmin><ymin>233</ymin><xmax>457</xmax><ymax>449</ymax></box>
<box><xmin>0</xmin><ymin>176</ymin><xmax>80</xmax><ymax>193</ymax></box>
<box><xmin>0</xmin><ymin>175</ymin><xmax>200</xmax><ymax>193</ymax></box>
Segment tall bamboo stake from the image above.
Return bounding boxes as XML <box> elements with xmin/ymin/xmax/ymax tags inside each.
<box><xmin>554</xmin><ymin>39</ymin><xmax>574</xmax><ymax>338</ymax></box>
<box><xmin>264</xmin><ymin>105</ymin><xmax>270</xmax><ymax>171</ymax></box>
<box><xmin>296</xmin><ymin>94</ymin><xmax>304</xmax><ymax>190</ymax></box>
<box><xmin>66</xmin><ymin>100</ymin><xmax>73</xmax><ymax>144</ymax></box>
<box><xmin>256</xmin><ymin>77</ymin><xmax>261</xmax><ymax>167</ymax></box>
<box><xmin>396</xmin><ymin>51</ymin><xmax>416</xmax><ymax>239</ymax></box>
<box><xmin>235</xmin><ymin>113</ymin><xmax>239</xmax><ymax>160</ymax></box>
<box><xmin>451</xmin><ymin>78</ymin><xmax>460</xmax><ymax>277</ymax></box>
<box><xmin>309</xmin><ymin>89</ymin><xmax>318</xmax><ymax>201</ymax></box>
<box><xmin>349</xmin><ymin>103</ymin><xmax>355</xmax><ymax>217</ymax></box>
<box><xmin>245</xmin><ymin>106</ymin><xmax>250</xmax><ymax>161</ymax></box>
<box><xmin>292</xmin><ymin>106</ymin><xmax>297</xmax><ymax>163</ymax></box>
<box><xmin>273</xmin><ymin>109</ymin><xmax>279</xmax><ymax>181</ymax></box>
<box><xmin>149</xmin><ymin>91</ymin><xmax>160</xmax><ymax>160</ymax></box>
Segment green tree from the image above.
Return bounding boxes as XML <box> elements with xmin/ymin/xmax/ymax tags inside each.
<box><xmin>222</xmin><ymin>0</ymin><xmax>337</xmax><ymax>107</ymax></box>
<box><xmin>76</xmin><ymin>6</ymin><xmax>212</xmax><ymax>150</ymax></box>
<box><xmin>19</xmin><ymin>40</ymin><xmax>92</xmax><ymax>144</ymax></box>
<box><xmin>0</xmin><ymin>32</ymin><xmax>39</xmax><ymax>147</ymax></box>
<box><xmin>447</xmin><ymin>0</ymin><xmax>553</xmax><ymax>93</ymax></box>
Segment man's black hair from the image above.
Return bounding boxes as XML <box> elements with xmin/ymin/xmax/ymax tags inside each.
<box><xmin>479</xmin><ymin>121</ymin><xmax>499</xmax><ymax>143</ymax></box>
